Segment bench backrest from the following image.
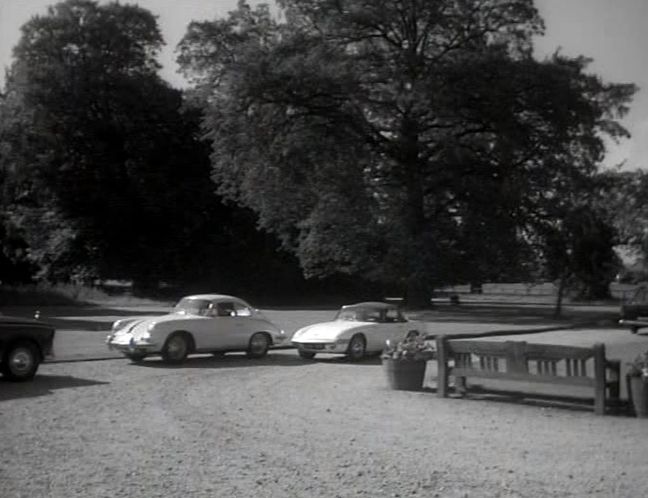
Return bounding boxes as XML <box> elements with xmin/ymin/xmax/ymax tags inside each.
<box><xmin>435</xmin><ymin>336</ymin><xmax>619</xmax><ymax>415</ymax></box>
<box><xmin>436</xmin><ymin>337</ymin><xmax>606</xmax><ymax>386</ymax></box>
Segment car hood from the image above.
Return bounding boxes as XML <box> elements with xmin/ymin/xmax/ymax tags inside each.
<box><xmin>112</xmin><ymin>312</ymin><xmax>200</xmax><ymax>335</ymax></box>
<box><xmin>293</xmin><ymin>320</ymin><xmax>372</xmax><ymax>342</ymax></box>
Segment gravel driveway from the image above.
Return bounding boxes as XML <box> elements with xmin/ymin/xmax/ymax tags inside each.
<box><xmin>2</xmin><ymin>350</ymin><xmax>648</xmax><ymax>498</ymax></box>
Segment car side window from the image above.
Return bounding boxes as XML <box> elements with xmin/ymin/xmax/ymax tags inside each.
<box><xmin>216</xmin><ymin>302</ymin><xmax>235</xmax><ymax>317</ymax></box>
<box><xmin>233</xmin><ymin>303</ymin><xmax>252</xmax><ymax>317</ymax></box>
<box><xmin>363</xmin><ymin>310</ymin><xmax>382</xmax><ymax>322</ymax></box>
<box><xmin>634</xmin><ymin>287</ymin><xmax>648</xmax><ymax>304</ymax></box>
<box><xmin>385</xmin><ymin>309</ymin><xmax>400</xmax><ymax>323</ymax></box>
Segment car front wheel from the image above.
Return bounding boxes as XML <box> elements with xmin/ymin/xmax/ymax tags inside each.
<box><xmin>162</xmin><ymin>333</ymin><xmax>190</xmax><ymax>364</ymax></box>
<box><xmin>298</xmin><ymin>350</ymin><xmax>316</xmax><ymax>360</ymax></box>
<box><xmin>247</xmin><ymin>333</ymin><xmax>270</xmax><ymax>359</ymax></box>
<box><xmin>347</xmin><ymin>334</ymin><xmax>366</xmax><ymax>361</ymax></box>
<box><xmin>2</xmin><ymin>341</ymin><xmax>40</xmax><ymax>381</ymax></box>
<box><xmin>125</xmin><ymin>353</ymin><xmax>146</xmax><ymax>363</ymax></box>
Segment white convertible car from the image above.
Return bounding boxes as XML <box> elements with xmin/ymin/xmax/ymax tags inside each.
<box><xmin>291</xmin><ymin>302</ymin><xmax>420</xmax><ymax>361</ymax></box>
<box><xmin>106</xmin><ymin>294</ymin><xmax>286</xmax><ymax>363</ymax></box>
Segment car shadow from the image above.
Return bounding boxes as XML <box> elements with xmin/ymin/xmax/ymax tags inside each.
<box><xmin>0</xmin><ymin>375</ymin><xmax>109</xmax><ymax>402</ymax></box>
<box><xmin>133</xmin><ymin>352</ymin><xmax>308</xmax><ymax>369</ymax></box>
<box><xmin>306</xmin><ymin>355</ymin><xmax>383</xmax><ymax>366</ymax></box>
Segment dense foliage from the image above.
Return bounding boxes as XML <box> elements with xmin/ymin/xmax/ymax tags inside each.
<box><xmin>0</xmin><ymin>0</ymin><xmax>304</xmax><ymax>293</ymax></box>
<box><xmin>178</xmin><ymin>0</ymin><xmax>635</xmax><ymax>303</ymax></box>
<box><xmin>0</xmin><ymin>0</ymin><xmax>640</xmax><ymax>303</ymax></box>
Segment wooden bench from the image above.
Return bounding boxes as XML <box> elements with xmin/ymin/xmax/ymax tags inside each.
<box><xmin>435</xmin><ymin>336</ymin><xmax>621</xmax><ymax>415</ymax></box>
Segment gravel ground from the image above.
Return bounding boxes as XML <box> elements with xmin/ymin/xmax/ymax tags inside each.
<box><xmin>2</xmin><ymin>350</ymin><xmax>648</xmax><ymax>498</ymax></box>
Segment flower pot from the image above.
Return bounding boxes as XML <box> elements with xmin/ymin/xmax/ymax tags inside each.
<box><xmin>628</xmin><ymin>375</ymin><xmax>648</xmax><ymax>418</ymax></box>
<box><xmin>383</xmin><ymin>358</ymin><xmax>427</xmax><ymax>391</ymax></box>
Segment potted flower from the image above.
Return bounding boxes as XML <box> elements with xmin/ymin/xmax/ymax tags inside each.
<box><xmin>381</xmin><ymin>335</ymin><xmax>436</xmax><ymax>391</ymax></box>
<box><xmin>627</xmin><ymin>351</ymin><xmax>648</xmax><ymax>418</ymax></box>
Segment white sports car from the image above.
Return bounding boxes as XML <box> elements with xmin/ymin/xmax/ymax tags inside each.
<box><xmin>106</xmin><ymin>294</ymin><xmax>286</xmax><ymax>363</ymax></box>
<box><xmin>291</xmin><ymin>302</ymin><xmax>420</xmax><ymax>361</ymax></box>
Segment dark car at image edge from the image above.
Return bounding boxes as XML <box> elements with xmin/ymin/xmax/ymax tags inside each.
<box><xmin>0</xmin><ymin>315</ymin><xmax>55</xmax><ymax>381</ymax></box>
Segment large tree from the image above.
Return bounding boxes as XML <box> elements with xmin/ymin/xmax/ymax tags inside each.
<box><xmin>0</xmin><ymin>0</ymin><xmax>232</xmax><ymax>289</ymax></box>
<box><xmin>179</xmin><ymin>0</ymin><xmax>634</xmax><ymax>303</ymax></box>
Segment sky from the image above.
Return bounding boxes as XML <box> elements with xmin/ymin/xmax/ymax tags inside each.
<box><xmin>1</xmin><ymin>0</ymin><xmax>647</xmax><ymax>170</ymax></box>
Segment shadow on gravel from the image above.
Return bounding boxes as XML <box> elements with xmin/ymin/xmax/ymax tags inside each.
<box><xmin>0</xmin><ymin>375</ymin><xmax>109</xmax><ymax>402</ymax></box>
<box><xmin>307</xmin><ymin>355</ymin><xmax>382</xmax><ymax>366</ymax></box>
<box><xmin>132</xmin><ymin>353</ymin><xmax>308</xmax><ymax>369</ymax></box>
<box><xmin>440</xmin><ymin>386</ymin><xmax>631</xmax><ymax>416</ymax></box>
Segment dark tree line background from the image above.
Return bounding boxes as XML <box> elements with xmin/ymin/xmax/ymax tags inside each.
<box><xmin>0</xmin><ymin>0</ymin><xmax>643</xmax><ymax>304</ymax></box>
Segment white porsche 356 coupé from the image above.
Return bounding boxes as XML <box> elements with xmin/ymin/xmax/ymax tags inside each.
<box><xmin>107</xmin><ymin>294</ymin><xmax>286</xmax><ymax>363</ymax></box>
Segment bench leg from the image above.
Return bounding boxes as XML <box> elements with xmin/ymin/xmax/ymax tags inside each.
<box><xmin>593</xmin><ymin>344</ymin><xmax>606</xmax><ymax>415</ymax></box>
<box><xmin>436</xmin><ymin>336</ymin><xmax>449</xmax><ymax>398</ymax></box>
<box><xmin>455</xmin><ymin>376</ymin><xmax>467</xmax><ymax>396</ymax></box>
<box><xmin>437</xmin><ymin>361</ymin><xmax>448</xmax><ymax>397</ymax></box>
<box><xmin>607</xmin><ymin>360</ymin><xmax>621</xmax><ymax>413</ymax></box>
<box><xmin>594</xmin><ymin>391</ymin><xmax>605</xmax><ymax>415</ymax></box>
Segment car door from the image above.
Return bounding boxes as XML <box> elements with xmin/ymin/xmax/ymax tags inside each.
<box><xmin>196</xmin><ymin>301</ymin><xmax>239</xmax><ymax>350</ymax></box>
<box><xmin>361</xmin><ymin>308</ymin><xmax>390</xmax><ymax>352</ymax></box>
<box><xmin>381</xmin><ymin>308</ymin><xmax>408</xmax><ymax>343</ymax></box>
<box><xmin>229</xmin><ymin>301</ymin><xmax>256</xmax><ymax>348</ymax></box>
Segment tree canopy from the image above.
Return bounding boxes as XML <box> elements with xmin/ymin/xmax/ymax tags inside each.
<box><xmin>178</xmin><ymin>0</ymin><xmax>636</xmax><ymax>301</ymax></box>
<box><xmin>0</xmin><ymin>0</ymin><xmax>639</xmax><ymax>303</ymax></box>
<box><xmin>0</xmin><ymin>0</ymin><xmax>297</xmax><ymax>292</ymax></box>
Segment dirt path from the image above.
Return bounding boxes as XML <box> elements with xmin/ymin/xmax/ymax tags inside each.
<box><xmin>2</xmin><ymin>351</ymin><xmax>647</xmax><ymax>498</ymax></box>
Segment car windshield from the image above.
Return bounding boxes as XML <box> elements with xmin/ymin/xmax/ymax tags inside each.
<box><xmin>335</xmin><ymin>308</ymin><xmax>383</xmax><ymax>322</ymax></box>
<box><xmin>173</xmin><ymin>298</ymin><xmax>210</xmax><ymax>315</ymax></box>
<box><xmin>630</xmin><ymin>287</ymin><xmax>648</xmax><ymax>304</ymax></box>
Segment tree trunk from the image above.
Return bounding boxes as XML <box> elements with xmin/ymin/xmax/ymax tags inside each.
<box><xmin>553</xmin><ymin>274</ymin><xmax>567</xmax><ymax>318</ymax></box>
<box><xmin>400</xmin><ymin>116</ymin><xmax>430</xmax><ymax>309</ymax></box>
<box><xmin>404</xmin><ymin>275</ymin><xmax>430</xmax><ymax>309</ymax></box>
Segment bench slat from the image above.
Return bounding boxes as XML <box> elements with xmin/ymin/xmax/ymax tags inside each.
<box><xmin>450</xmin><ymin>368</ymin><xmax>595</xmax><ymax>386</ymax></box>
<box><xmin>449</xmin><ymin>340</ymin><xmax>594</xmax><ymax>360</ymax></box>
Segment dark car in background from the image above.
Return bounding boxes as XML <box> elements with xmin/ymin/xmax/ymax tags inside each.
<box><xmin>0</xmin><ymin>315</ymin><xmax>55</xmax><ymax>381</ymax></box>
<box><xmin>619</xmin><ymin>285</ymin><xmax>648</xmax><ymax>333</ymax></box>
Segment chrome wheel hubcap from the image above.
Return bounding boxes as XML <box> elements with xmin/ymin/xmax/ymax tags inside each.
<box><xmin>167</xmin><ymin>337</ymin><xmax>186</xmax><ymax>358</ymax></box>
<box><xmin>10</xmin><ymin>348</ymin><xmax>34</xmax><ymax>374</ymax></box>
<box><xmin>250</xmin><ymin>335</ymin><xmax>268</xmax><ymax>353</ymax></box>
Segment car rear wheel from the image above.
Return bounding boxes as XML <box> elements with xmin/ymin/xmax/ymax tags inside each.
<box><xmin>298</xmin><ymin>350</ymin><xmax>316</xmax><ymax>360</ymax></box>
<box><xmin>2</xmin><ymin>341</ymin><xmax>40</xmax><ymax>381</ymax></box>
<box><xmin>247</xmin><ymin>333</ymin><xmax>270</xmax><ymax>359</ymax></box>
<box><xmin>347</xmin><ymin>334</ymin><xmax>366</xmax><ymax>362</ymax></box>
<box><xmin>162</xmin><ymin>333</ymin><xmax>190</xmax><ymax>364</ymax></box>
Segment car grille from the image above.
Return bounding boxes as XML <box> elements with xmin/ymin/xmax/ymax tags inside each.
<box><xmin>303</xmin><ymin>343</ymin><xmax>327</xmax><ymax>350</ymax></box>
